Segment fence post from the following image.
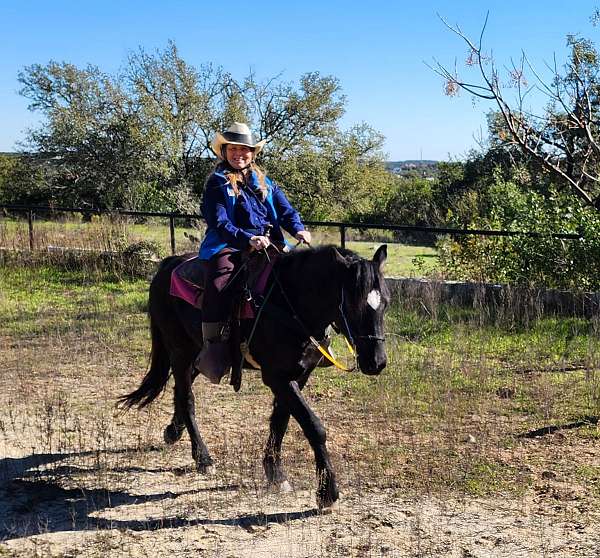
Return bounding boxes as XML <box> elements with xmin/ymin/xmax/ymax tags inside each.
<box><xmin>169</xmin><ymin>215</ymin><xmax>176</xmax><ymax>255</ymax></box>
<box><xmin>339</xmin><ymin>225</ymin><xmax>346</xmax><ymax>250</ymax></box>
<box><xmin>28</xmin><ymin>210</ymin><xmax>34</xmax><ymax>251</ymax></box>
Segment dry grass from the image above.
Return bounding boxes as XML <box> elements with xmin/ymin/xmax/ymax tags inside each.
<box><xmin>2</xmin><ymin>250</ymin><xmax>600</xmax><ymax>555</ymax></box>
<box><xmin>0</xmin><ymin>213</ymin><xmax>437</xmax><ymax>278</ymax></box>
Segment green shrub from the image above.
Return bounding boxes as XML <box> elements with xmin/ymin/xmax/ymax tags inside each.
<box><xmin>438</xmin><ymin>179</ymin><xmax>600</xmax><ymax>290</ymax></box>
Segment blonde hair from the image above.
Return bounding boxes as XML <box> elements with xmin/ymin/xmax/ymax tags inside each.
<box><xmin>224</xmin><ymin>161</ymin><xmax>268</xmax><ymax>201</ymax></box>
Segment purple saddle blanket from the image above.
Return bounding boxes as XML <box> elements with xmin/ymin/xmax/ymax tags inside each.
<box><xmin>169</xmin><ymin>255</ymin><xmax>276</xmax><ymax>318</ymax></box>
<box><xmin>170</xmin><ymin>256</ymin><xmax>205</xmax><ymax>308</ymax></box>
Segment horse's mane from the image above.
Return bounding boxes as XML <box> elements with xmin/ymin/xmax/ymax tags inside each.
<box><xmin>276</xmin><ymin>244</ymin><xmax>359</xmax><ymax>273</ymax></box>
<box><xmin>276</xmin><ymin>245</ymin><xmax>385</xmax><ymax>311</ymax></box>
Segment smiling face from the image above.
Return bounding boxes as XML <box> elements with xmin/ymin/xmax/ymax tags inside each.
<box><xmin>225</xmin><ymin>143</ymin><xmax>254</xmax><ymax>170</ymax></box>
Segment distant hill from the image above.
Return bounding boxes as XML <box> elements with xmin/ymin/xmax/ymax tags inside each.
<box><xmin>386</xmin><ymin>160</ymin><xmax>438</xmax><ymax>168</ymax></box>
<box><xmin>386</xmin><ymin>160</ymin><xmax>439</xmax><ymax>179</ymax></box>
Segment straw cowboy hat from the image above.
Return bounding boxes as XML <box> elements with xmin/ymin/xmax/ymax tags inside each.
<box><xmin>211</xmin><ymin>122</ymin><xmax>266</xmax><ymax>159</ymax></box>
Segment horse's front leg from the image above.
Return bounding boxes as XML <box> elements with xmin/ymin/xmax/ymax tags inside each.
<box><xmin>265</xmin><ymin>377</ymin><xmax>338</xmax><ymax>509</ymax></box>
<box><xmin>263</xmin><ymin>375</ymin><xmax>309</xmax><ymax>492</ymax></box>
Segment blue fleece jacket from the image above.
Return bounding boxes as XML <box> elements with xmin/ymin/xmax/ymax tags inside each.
<box><xmin>199</xmin><ymin>166</ymin><xmax>305</xmax><ymax>260</ymax></box>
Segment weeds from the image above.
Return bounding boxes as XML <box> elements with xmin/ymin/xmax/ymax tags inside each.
<box><xmin>2</xmin><ymin>257</ymin><xmax>600</xmax><ymax>555</ymax></box>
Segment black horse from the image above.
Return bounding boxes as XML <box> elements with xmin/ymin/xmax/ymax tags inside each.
<box><xmin>120</xmin><ymin>244</ymin><xmax>389</xmax><ymax>509</ymax></box>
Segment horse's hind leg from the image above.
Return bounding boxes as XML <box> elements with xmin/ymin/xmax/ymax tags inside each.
<box><xmin>164</xmin><ymin>388</ymin><xmax>186</xmax><ymax>445</ymax></box>
<box><xmin>171</xmin><ymin>355</ymin><xmax>213</xmax><ymax>473</ymax></box>
<box><xmin>164</xmin><ymin>359</ymin><xmax>204</xmax><ymax>444</ymax></box>
<box><xmin>263</xmin><ymin>395</ymin><xmax>292</xmax><ymax>491</ymax></box>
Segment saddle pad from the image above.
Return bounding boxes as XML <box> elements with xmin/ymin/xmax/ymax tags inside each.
<box><xmin>169</xmin><ymin>252</ymin><xmax>277</xmax><ymax>316</ymax></box>
<box><xmin>170</xmin><ymin>256</ymin><xmax>204</xmax><ymax>308</ymax></box>
<box><xmin>240</xmin><ymin>254</ymin><xmax>278</xmax><ymax>319</ymax></box>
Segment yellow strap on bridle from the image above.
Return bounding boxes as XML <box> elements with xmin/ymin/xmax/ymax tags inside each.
<box><xmin>344</xmin><ymin>335</ymin><xmax>355</xmax><ymax>356</ymax></box>
<box><xmin>309</xmin><ymin>336</ymin><xmax>355</xmax><ymax>372</ymax></box>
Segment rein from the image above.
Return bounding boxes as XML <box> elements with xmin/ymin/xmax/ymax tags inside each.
<box><xmin>242</xmin><ymin>244</ymin><xmax>384</xmax><ymax>372</ymax></box>
<box><xmin>258</xmin><ymin>248</ymin><xmax>358</xmax><ymax>372</ymax></box>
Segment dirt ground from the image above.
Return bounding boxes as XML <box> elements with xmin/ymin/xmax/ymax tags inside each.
<box><xmin>2</xmin><ymin>332</ymin><xmax>600</xmax><ymax>557</ymax></box>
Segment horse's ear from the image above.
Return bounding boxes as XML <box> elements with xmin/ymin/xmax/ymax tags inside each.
<box><xmin>332</xmin><ymin>247</ymin><xmax>350</xmax><ymax>269</ymax></box>
<box><xmin>373</xmin><ymin>244</ymin><xmax>387</xmax><ymax>271</ymax></box>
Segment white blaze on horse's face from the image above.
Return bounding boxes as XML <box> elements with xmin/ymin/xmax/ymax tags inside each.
<box><xmin>367</xmin><ymin>289</ymin><xmax>381</xmax><ymax>311</ymax></box>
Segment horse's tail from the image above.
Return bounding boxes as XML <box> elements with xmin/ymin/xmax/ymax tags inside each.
<box><xmin>118</xmin><ymin>315</ymin><xmax>171</xmax><ymax>410</ymax></box>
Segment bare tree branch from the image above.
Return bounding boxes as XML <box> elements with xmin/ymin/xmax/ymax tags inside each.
<box><xmin>434</xmin><ymin>15</ymin><xmax>600</xmax><ymax>211</ymax></box>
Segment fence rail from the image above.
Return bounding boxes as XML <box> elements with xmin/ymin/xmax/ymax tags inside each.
<box><xmin>0</xmin><ymin>203</ymin><xmax>583</xmax><ymax>255</ymax></box>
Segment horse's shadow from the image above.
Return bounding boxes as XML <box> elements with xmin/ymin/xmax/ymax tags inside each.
<box><xmin>1</xmin><ymin>445</ymin><xmax>166</xmax><ymax>483</ymax></box>
<box><xmin>0</xmin><ymin>446</ymin><xmax>318</xmax><ymax>541</ymax></box>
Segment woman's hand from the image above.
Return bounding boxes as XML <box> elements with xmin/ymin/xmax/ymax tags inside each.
<box><xmin>249</xmin><ymin>235</ymin><xmax>271</xmax><ymax>251</ymax></box>
<box><xmin>295</xmin><ymin>230</ymin><xmax>312</xmax><ymax>245</ymax></box>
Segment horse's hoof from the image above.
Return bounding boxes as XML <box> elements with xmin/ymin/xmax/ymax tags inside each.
<box><xmin>197</xmin><ymin>463</ymin><xmax>216</xmax><ymax>476</ymax></box>
<box><xmin>266</xmin><ymin>480</ymin><xmax>293</xmax><ymax>494</ymax></box>
<box><xmin>318</xmin><ymin>499</ymin><xmax>340</xmax><ymax>514</ymax></box>
<box><xmin>279</xmin><ymin>480</ymin><xmax>293</xmax><ymax>493</ymax></box>
<box><xmin>317</xmin><ymin>486</ymin><xmax>339</xmax><ymax>511</ymax></box>
<box><xmin>163</xmin><ymin>424</ymin><xmax>184</xmax><ymax>445</ymax></box>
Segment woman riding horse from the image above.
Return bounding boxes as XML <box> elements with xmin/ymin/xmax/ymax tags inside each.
<box><xmin>120</xmin><ymin>123</ymin><xmax>390</xmax><ymax>510</ymax></box>
<box><xmin>120</xmin><ymin>243</ymin><xmax>389</xmax><ymax>509</ymax></box>
<box><xmin>196</xmin><ymin>122</ymin><xmax>311</xmax><ymax>384</ymax></box>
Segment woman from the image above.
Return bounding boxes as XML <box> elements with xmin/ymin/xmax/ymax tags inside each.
<box><xmin>195</xmin><ymin>122</ymin><xmax>311</xmax><ymax>383</ymax></box>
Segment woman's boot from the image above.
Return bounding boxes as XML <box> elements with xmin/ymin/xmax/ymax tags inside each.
<box><xmin>194</xmin><ymin>322</ymin><xmax>231</xmax><ymax>383</ymax></box>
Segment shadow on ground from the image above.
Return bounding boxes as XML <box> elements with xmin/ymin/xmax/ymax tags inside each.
<box><xmin>0</xmin><ymin>446</ymin><xmax>314</xmax><ymax>541</ymax></box>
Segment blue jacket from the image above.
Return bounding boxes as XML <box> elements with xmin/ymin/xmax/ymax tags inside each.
<box><xmin>199</xmin><ymin>166</ymin><xmax>305</xmax><ymax>260</ymax></box>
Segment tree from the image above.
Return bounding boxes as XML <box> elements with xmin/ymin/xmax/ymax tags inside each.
<box><xmin>248</xmin><ymin>71</ymin><xmax>346</xmax><ymax>162</ymax></box>
<box><xmin>432</xmin><ymin>14</ymin><xmax>600</xmax><ymax>212</ymax></box>
<box><xmin>18</xmin><ymin>61</ymin><xmax>160</xmax><ymax>208</ymax></box>
<box><xmin>125</xmin><ymin>42</ymin><xmax>253</xmax><ymax>188</ymax></box>
<box><xmin>17</xmin><ymin>42</ymin><xmax>391</xmax><ymax>219</ymax></box>
<box><xmin>268</xmin><ymin>122</ymin><xmax>394</xmax><ymax>221</ymax></box>
<box><xmin>0</xmin><ymin>153</ymin><xmax>50</xmax><ymax>205</ymax></box>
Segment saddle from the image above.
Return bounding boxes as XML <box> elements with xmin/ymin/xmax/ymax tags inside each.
<box><xmin>169</xmin><ymin>248</ymin><xmax>281</xmax><ymax>390</ymax></box>
<box><xmin>169</xmin><ymin>249</ymin><xmax>278</xmax><ymax>315</ymax></box>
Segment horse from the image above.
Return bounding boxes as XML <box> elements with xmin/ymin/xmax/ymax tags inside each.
<box><xmin>119</xmin><ymin>244</ymin><xmax>389</xmax><ymax>509</ymax></box>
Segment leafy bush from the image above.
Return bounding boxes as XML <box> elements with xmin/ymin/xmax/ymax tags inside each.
<box><xmin>438</xmin><ymin>177</ymin><xmax>600</xmax><ymax>290</ymax></box>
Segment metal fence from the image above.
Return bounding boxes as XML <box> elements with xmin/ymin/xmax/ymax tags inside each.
<box><xmin>0</xmin><ymin>204</ymin><xmax>583</xmax><ymax>255</ymax></box>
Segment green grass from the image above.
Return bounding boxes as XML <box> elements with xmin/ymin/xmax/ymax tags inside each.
<box><xmin>345</xmin><ymin>241</ymin><xmax>438</xmax><ymax>277</ymax></box>
<box><xmin>2</xmin><ymin>262</ymin><xmax>600</xmax><ymax>499</ymax></box>
<box><xmin>0</xmin><ymin>265</ymin><xmax>147</xmax><ymax>340</ymax></box>
<box><xmin>1</xmin><ymin>215</ymin><xmax>439</xmax><ymax>277</ymax></box>
<box><xmin>319</xmin><ymin>300</ymin><xmax>600</xmax><ymax>435</ymax></box>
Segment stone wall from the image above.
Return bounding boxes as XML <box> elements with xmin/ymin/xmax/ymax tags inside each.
<box><xmin>386</xmin><ymin>278</ymin><xmax>600</xmax><ymax>319</ymax></box>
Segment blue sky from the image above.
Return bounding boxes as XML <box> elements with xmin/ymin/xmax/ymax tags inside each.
<box><xmin>1</xmin><ymin>1</ymin><xmax>598</xmax><ymax>160</ymax></box>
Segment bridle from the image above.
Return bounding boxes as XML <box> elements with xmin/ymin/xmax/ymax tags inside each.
<box><xmin>336</xmin><ymin>287</ymin><xmax>386</xmax><ymax>347</ymax></box>
<box><xmin>239</xmin><ymin>245</ymin><xmax>385</xmax><ymax>372</ymax></box>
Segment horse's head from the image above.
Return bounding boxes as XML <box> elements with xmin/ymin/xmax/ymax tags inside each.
<box><xmin>334</xmin><ymin>245</ymin><xmax>389</xmax><ymax>375</ymax></box>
